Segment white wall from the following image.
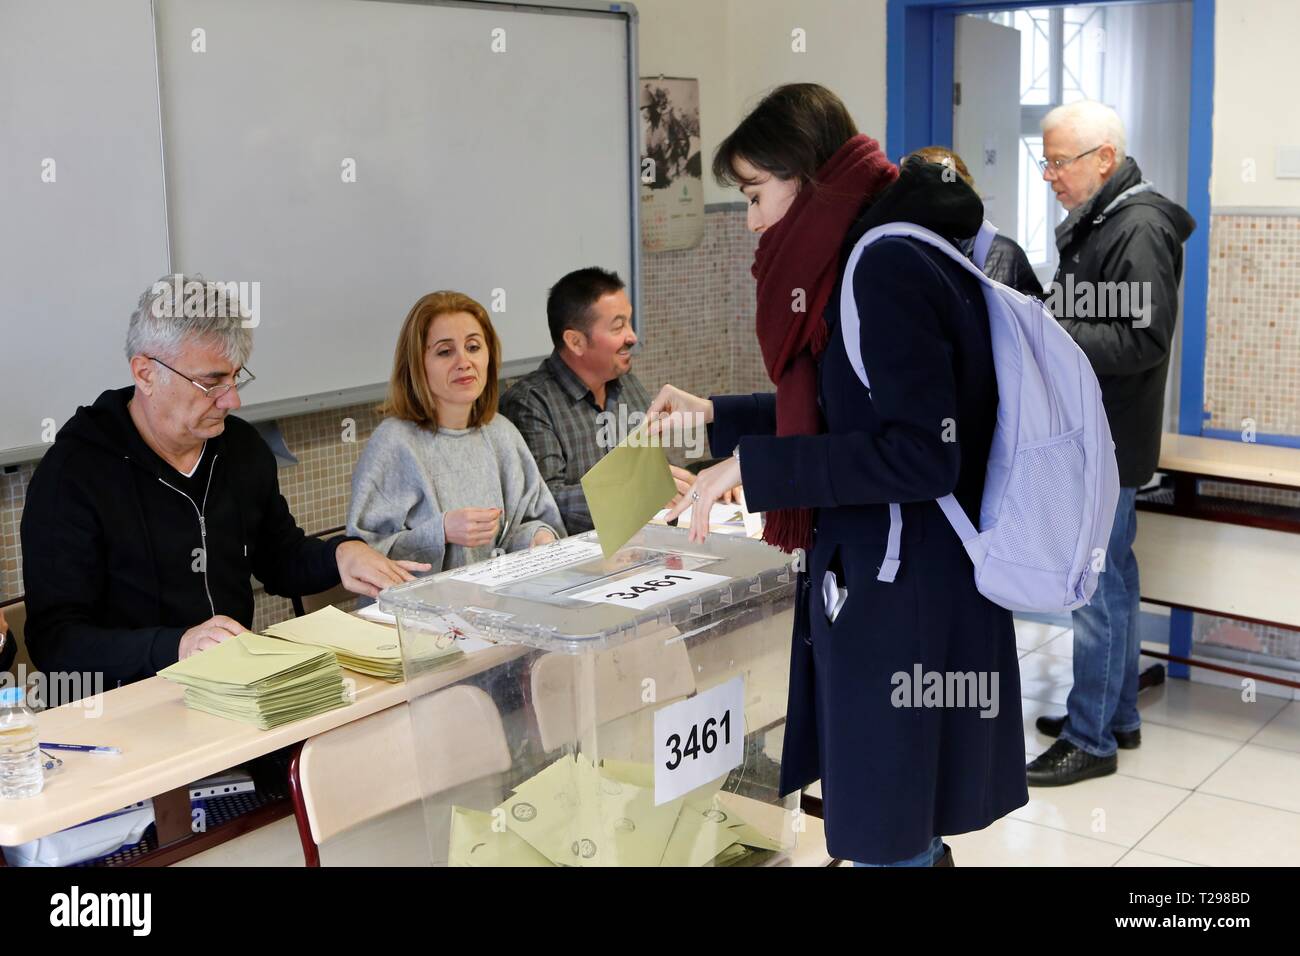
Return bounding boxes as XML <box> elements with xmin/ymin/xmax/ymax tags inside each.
<box><xmin>634</xmin><ymin>0</ymin><xmax>888</xmax><ymax>205</ymax></box>
<box><xmin>1211</xmin><ymin>0</ymin><xmax>1300</xmax><ymax>208</ymax></box>
<box><xmin>631</xmin><ymin>0</ymin><xmax>733</xmax><ymax>205</ymax></box>
<box><xmin>636</xmin><ymin>0</ymin><xmax>1298</xmax><ymax>210</ymax></box>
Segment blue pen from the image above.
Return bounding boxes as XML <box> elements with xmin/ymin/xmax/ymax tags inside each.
<box><xmin>39</xmin><ymin>743</ymin><xmax>121</xmax><ymax>755</ymax></box>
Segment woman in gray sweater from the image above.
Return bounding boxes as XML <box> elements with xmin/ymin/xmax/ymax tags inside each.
<box><xmin>348</xmin><ymin>291</ymin><xmax>565</xmax><ymax>571</ymax></box>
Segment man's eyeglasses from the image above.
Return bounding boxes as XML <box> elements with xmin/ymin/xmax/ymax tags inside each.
<box><xmin>1038</xmin><ymin>144</ymin><xmax>1103</xmax><ymax>174</ymax></box>
<box><xmin>149</xmin><ymin>356</ymin><xmax>255</xmax><ymax>399</ymax></box>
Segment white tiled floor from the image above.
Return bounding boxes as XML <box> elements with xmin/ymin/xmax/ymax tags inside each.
<box><xmin>1254</xmin><ymin>702</ymin><xmax>1300</xmax><ymax>754</ymax></box>
<box><xmin>178</xmin><ymin>621</ymin><xmax>1300</xmax><ymax>867</ymax></box>
<box><xmin>947</xmin><ymin>625</ymin><xmax>1300</xmax><ymax>867</ymax></box>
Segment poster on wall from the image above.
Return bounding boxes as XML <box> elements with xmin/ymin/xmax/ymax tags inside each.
<box><xmin>639</xmin><ymin>76</ymin><xmax>704</xmax><ymax>252</ymax></box>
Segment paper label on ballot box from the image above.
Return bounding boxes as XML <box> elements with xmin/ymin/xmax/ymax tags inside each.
<box><xmin>571</xmin><ymin>567</ymin><xmax>730</xmax><ymax>611</ymax></box>
<box><xmin>653</xmin><ymin>677</ymin><xmax>745</xmax><ymax>806</ymax></box>
<box><xmin>445</xmin><ymin>538</ymin><xmax>604</xmax><ymax>587</ymax></box>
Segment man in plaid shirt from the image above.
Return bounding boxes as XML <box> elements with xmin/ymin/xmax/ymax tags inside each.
<box><xmin>501</xmin><ymin>267</ymin><xmax>694</xmax><ymax>534</ymax></box>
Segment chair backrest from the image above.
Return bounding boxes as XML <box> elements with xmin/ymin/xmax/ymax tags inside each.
<box><xmin>296</xmin><ymin>687</ymin><xmax>511</xmax><ymax>848</ymax></box>
<box><xmin>530</xmin><ymin>627</ymin><xmax>695</xmax><ymax>753</ymax></box>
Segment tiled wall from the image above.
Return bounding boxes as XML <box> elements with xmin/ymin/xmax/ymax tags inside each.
<box><xmin>5</xmin><ymin>207</ymin><xmax>1298</xmax><ymax>664</ymax></box>
<box><xmin>1195</xmin><ymin>211</ymin><xmax>1300</xmax><ymax>663</ymax></box>
<box><xmin>0</xmin><ymin>463</ymin><xmax>33</xmax><ymax>605</ymax></box>
<box><xmin>1203</xmin><ymin>214</ymin><xmax>1300</xmax><ymax>436</ymax></box>
<box><xmin>637</xmin><ymin>205</ymin><xmax>761</xmax><ymax>400</ymax></box>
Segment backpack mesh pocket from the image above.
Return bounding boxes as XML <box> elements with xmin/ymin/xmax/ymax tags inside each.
<box><xmin>989</xmin><ymin>437</ymin><xmax>1085</xmax><ymax>571</ymax></box>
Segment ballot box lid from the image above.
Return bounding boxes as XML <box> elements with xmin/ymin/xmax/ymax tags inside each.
<box><xmin>379</xmin><ymin>526</ymin><xmax>796</xmax><ymax>654</ymax></box>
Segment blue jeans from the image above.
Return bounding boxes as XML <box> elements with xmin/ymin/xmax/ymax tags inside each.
<box><xmin>853</xmin><ymin>836</ymin><xmax>945</xmax><ymax>867</ymax></box>
<box><xmin>1062</xmin><ymin>487</ymin><xmax>1142</xmax><ymax>757</ymax></box>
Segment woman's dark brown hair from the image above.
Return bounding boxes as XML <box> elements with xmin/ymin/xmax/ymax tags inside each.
<box><xmin>712</xmin><ymin>83</ymin><xmax>859</xmax><ymax>188</ymax></box>
<box><xmin>380</xmin><ymin>290</ymin><xmax>500</xmax><ymax>430</ymax></box>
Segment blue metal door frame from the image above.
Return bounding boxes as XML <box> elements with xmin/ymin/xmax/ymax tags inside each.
<box><xmin>887</xmin><ymin>0</ymin><xmax>1219</xmax><ymax>676</ymax></box>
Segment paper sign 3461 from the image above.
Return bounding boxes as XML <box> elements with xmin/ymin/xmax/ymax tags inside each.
<box><xmin>653</xmin><ymin>676</ymin><xmax>745</xmax><ymax>805</ymax></box>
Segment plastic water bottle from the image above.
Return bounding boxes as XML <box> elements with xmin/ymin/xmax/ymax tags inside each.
<box><xmin>0</xmin><ymin>686</ymin><xmax>43</xmax><ymax>799</ymax></box>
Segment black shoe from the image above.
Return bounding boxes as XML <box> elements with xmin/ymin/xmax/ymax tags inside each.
<box><xmin>1026</xmin><ymin>739</ymin><xmax>1117</xmax><ymax>787</ymax></box>
<box><xmin>934</xmin><ymin>844</ymin><xmax>954</xmax><ymax>867</ymax></box>
<box><xmin>1035</xmin><ymin>714</ymin><xmax>1141</xmax><ymax>750</ymax></box>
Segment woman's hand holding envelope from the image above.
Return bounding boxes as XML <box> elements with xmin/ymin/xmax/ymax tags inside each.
<box><xmin>652</xmin><ymin>385</ymin><xmax>741</xmax><ymax>512</ymax></box>
<box><xmin>646</xmin><ymin>384</ymin><xmax>714</xmax><ymax>437</ymax></box>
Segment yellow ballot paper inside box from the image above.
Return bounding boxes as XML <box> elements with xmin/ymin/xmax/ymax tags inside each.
<box><xmin>447</xmin><ymin>807</ymin><xmax>555</xmax><ymax>867</ymax></box>
<box><xmin>581</xmin><ymin>425</ymin><xmax>679</xmax><ymax>558</ymax></box>
<box><xmin>658</xmin><ymin>774</ymin><xmax>737</xmax><ymax>867</ymax></box>
<box><xmin>497</xmin><ymin>754</ymin><xmax>685</xmax><ymax>867</ymax></box>
<box><xmin>490</xmin><ymin>756</ymin><xmax>783</xmax><ymax>866</ymax></box>
<box><xmin>603</xmin><ymin>760</ymin><xmax>786</xmax><ymax>865</ymax></box>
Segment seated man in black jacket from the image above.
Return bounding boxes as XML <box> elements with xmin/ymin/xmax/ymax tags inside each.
<box><xmin>21</xmin><ymin>275</ymin><xmax>428</xmax><ymax>697</ymax></box>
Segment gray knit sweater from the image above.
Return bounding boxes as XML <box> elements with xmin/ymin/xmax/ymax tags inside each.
<box><xmin>346</xmin><ymin>415</ymin><xmax>565</xmax><ymax>571</ymax></box>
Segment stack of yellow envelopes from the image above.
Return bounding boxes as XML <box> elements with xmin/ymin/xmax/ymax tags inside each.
<box><xmin>263</xmin><ymin>606</ymin><xmax>457</xmax><ymax>682</ymax></box>
<box><xmin>159</xmin><ymin>632</ymin><xmax>349</xmax><ymax>729</ymax></box>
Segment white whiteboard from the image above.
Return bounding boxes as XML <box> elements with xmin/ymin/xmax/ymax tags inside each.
<box><xmin>0</xmin><ymin>0</ymin><xmax>170</xmax><ymax>460</ymax></box>
<box><xmin>0</xmin><ymin>0</ymin><xmax>638</xmax><ymax>463</ymax></box>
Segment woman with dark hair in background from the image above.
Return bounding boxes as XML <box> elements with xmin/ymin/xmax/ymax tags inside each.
<box><xmin>906</xmin><ymin>146</ymin><xmax>1044</xmax><ymax>298</ymax></box>
<box><xmin>650</xmin><ymin>84</ymin><xmax>1027</xmax><ymax>866</ymax></box>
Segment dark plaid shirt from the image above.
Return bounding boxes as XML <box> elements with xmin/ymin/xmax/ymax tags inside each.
<box><xmin>499</xmin><ymin>349</ymin><xmax>651</xmax><ymax>534</ymax></box>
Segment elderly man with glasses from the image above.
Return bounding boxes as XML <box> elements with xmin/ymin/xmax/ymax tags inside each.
<box><xmin>21</xmin><ymin>275</ymin><xmax>428</xmax><ymax>698</ymax></box>
<box><xmin>1027</xmin><ymin>101</ymin><xmax>1196</xmax><ymax>787</ymax></box>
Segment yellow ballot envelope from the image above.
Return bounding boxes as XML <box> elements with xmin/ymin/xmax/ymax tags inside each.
<box><xmin>580</xmin><ymin>425</ymin><xmax>678</xmax><ymax>558</ymax></box>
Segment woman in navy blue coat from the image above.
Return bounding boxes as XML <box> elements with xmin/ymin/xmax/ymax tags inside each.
<box><xmin>654</xmin><ymin>85</ymin><xmax>1027</xmax><ymax>866</ymax></box>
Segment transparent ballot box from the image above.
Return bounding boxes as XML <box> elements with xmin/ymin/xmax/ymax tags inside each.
<box><xmin>378</xmin><ymin>526</ymin><xmax>799</xmax><ymax>867</ymax></box>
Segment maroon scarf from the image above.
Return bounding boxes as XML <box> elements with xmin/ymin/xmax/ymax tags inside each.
<box><xmin>751</xmin><ymin>134</ymin><xmax>898</xmax><ymax>553</ymax></box>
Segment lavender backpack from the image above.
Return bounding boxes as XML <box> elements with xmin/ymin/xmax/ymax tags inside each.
<box><xmin>839</xmin><ymin>221</ymin><xmax>1121</xmax><ymax>613</ymax></box>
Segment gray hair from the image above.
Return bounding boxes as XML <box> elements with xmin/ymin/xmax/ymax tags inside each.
<box><xmin>1041</xmin><ymin>100</ymin><xmax>1127</xmax><ymax>163</ymax></box>
<box><xmin>125</xmin><ymin>273</ymin><xmax>254</xmax><ymax>367</ymax></box>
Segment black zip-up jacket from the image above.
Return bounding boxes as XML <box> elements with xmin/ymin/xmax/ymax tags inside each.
<box><xmin>20</xmin><ymin>387</ymin><xmax>347</xmax><ymax>690</ymax></box>
<box><xmin>1048</xmin><ymin>157</ymin><xmax>1196</xmax><ymax>486</ymax></box>
<box><xmin>984</xmin><ymin>233</ymin><xmax>1044</xmax><ymax>299</ymax></box>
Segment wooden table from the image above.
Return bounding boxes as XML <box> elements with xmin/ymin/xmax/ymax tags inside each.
<box><xmin>1154</xmin><ymin>433</ymin><xmax>1300</xmax><ymax>489</ymax></box>
<box><xmin>1134</xmin><ymin>433</ymin><xmax>1300</xmax><ymax>684</ymax></box>
<box><xmin>0</xmin><ymin>643</ymin><xmax>520</xmax><ymax>849</ymax></box>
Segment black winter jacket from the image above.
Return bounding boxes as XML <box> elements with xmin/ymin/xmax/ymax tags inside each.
<box><xmin>984</xmin><ymin>234</ymin><xmax>1044</xmax><ymax>299</ymax></box>
<box><xmin>21</xmin><ymin>387</ymin><xmax>346</xmax><ymax>691</ymax></box>
<box><xmin>1047</xmin><ymin>158</ymin><xmax>1196</xmax><ymax>486</ymax></box>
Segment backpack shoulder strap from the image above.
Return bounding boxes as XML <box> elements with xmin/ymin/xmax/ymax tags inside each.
<box><xmin>972</xmin><ymin>220</ymin><xmax>997</xmax><ymax>271</ymax></box>
<box><xmin>839</xmin><ymin>220</ymin><xmax>1001</xmax><ymax>391</ymax></box>
<box><xmin>839</xmin><ymin>222</ymin><xmax>1006</xmax><ymax>577</ymax></box>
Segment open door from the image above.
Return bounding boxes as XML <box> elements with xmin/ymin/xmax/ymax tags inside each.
<box><xmin>953</xmin><ymin>17</ymin><xmax>1021</xmax><ymax>242</ymax></box>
